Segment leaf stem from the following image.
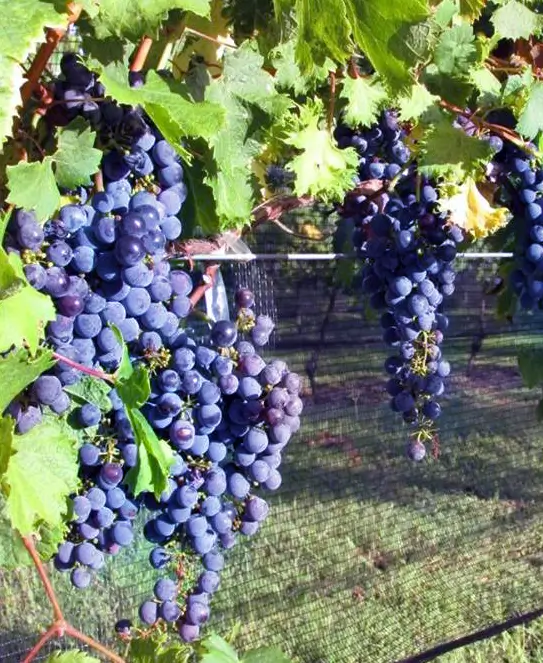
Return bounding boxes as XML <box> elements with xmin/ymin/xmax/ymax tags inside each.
<box><xmin>52</xmin><ymin>351</ymin><xmax>115</xmax><ymax>383</ymax></box>
<box><xmin>130</xmin><ymin>36</ymin><xmax>154</xmax><ymax>73</ymax></box>
<box><xmin>64</xmin><ymin>624</ymin><xmax>126</xmax><ymax>663</ymax></box>
<box><xmin>327</xmin><ymin>71</ymin><xmax>337</xmax><ymax>133</ymax></box>
<box><xmin>22</xmin><ymin>624</ymin><xmax>58</xmax><ymax>663</ymax></box>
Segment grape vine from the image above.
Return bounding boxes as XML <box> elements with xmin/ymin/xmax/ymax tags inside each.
<box><xmin>2</xmin><ymin>0</ymin><xmax>543</xmax><ymax>660</ymax></box>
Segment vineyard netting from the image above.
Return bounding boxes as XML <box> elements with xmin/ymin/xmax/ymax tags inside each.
<box><xmin>3</xmin><ymin>221</ymin><xmax>543</xmax><ymax>663</ymax></box>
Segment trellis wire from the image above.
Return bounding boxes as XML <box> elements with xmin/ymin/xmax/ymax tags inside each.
<box><xmin>186</xmin><ymin>252</ymin><xmax>515</xmax><ymax>262</ymax></box>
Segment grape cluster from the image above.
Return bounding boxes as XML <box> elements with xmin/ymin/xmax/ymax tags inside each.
<box><xmin>494</xmin><ymin>148</ymin><xmax>543</xmax><ymax>310</ymax></box>
<box><xmin>336</xmin><ymin>113</ymin><xmax>462</xmax><ymax>459</ymax></box>
<box><xmin>5</xmin><ymin>56</ymin><xmax>303</xmax><ymax>643</ymax></box>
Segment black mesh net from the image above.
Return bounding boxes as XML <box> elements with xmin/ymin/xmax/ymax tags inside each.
<box><xmin>3</xmin><ymin>226</ymin><xmax>543</xmax><ymax>662</ymax></box>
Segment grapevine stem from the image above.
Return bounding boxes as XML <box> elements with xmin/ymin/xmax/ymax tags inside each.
<box><xmin>21</xmin><ymin>536</ymin><xmax>64</xmax><ymax>623</ymax></box>
<box><xmin>22</xmin><ymin>624</ymin><xmax>57</xmax><ymax>663</ymax></box>
<box><xmin>52</xmin><ymin>351</ymin><xmax>115</xmax><ymax>383</ymax></box>
<box><xmin>21</xmin><ymin>536</ymin><xmax>126</xmax><ymax>663</ymax></box>
<box><xmin>130</xmin><ymin>36</ymin><xmax>154</xmax><ymax>72</ymax></box>
<box><xmin>94</xmin><ymin>169</ymin><xmax>105</xmax><ymax>193</ymax></box>
<box><xmin>438</xmin><ymin>99</ymin><xmax>538</xmax><ymax>155</ymax></box>
<box><xmin>64</xmin><ymin>624</ymin><xmax>126</xmax><ymax>663</ymax></box>
<box><xmin>189</xmin><ymin>264</ymin><xmax>220</xmax><ymax>308</ymax></box>
<box><xmin>20</xmin><ymin>3</ymin><xmax>82</xmax><ymax>104</ymax></box>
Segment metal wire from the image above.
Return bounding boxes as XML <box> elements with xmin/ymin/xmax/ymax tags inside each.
<box><xmin>186</xmin><ymin>252</ymin><xmax>515</xmax><ymax>262</ymax></box>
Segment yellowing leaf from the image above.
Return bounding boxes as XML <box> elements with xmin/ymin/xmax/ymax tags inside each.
<box><xmin>339</xmin><ymin>76</ymin><xmax>388</xmax><ymax>128</ymax></box>
<box><xmin>299</xmin><ymin>223</ymin><xmax>323</xmax><ymax>240</ymax></box>
<box><xmin>284</xmin><ymin>101</ymin><xmax>358</xmax><ymax>202</ymax></box>
<box><xmin>441</xmin><ymin>177</ymin><xmax>509</xmax><ymax>239</ymax></box>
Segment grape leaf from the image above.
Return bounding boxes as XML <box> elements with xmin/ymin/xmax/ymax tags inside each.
<box><xmin>0</xmin><ymin>0</ymin><xmax>68</xmax><ymax>150</ymax></box>
<box><xmin>44</xmin><ymin>652</ymin><xmax>100</xmax><ymax>663</ymax></box>
<box><xmin>491</xmin><ymin>0</ymin><xmax>543</xmax><ymax>40</ymax></box>
<box><xmin>470</xmin><ymin>67</ymin><xmax>501</xmax><ymax>104</ymax></box>
<box><xmin>0</xmin><ymin>496</ymin><xmax>28</xmax><ymax>569</ymax></box>
<box><xmin>124</xmin><ymin>409</ymin><xmax>173</xmax><ymax>497</ymax></box>
<box><xmin>434</xmin><ymin>0</ymin><xmax>458</xmax><ymax>27</ymax></box>
<box><xmin>0</xmin><ymin>347</ymin><xmax>54</xmax><ymax>414</ymax></box>
<box><xmin>53</xmin><ymin>118</ymin><xmax>102</xmax><ymax>190</ymax></box>
<box><xmin>128</xmin><ymin>635</ymin><xmax>191</xmax><ymax>662</ymax></box>
<box><xmin>0</xmin><ymin>243</ymin><xmax>23</xmax><ymax>297</ymax></box>
<box><xmin>6</xmin><ymin>159</ymin><xmax>61</xmax><ymax>223</ymax></box>
<box><xmin>270</xmin><ymin>39</ymin><xmax>332</xmax><ymax>95</ymax></box>
<box><xmin>518</xmin><ymin>349</ymin><xmax>543</xmax><ymax>388</ymax></box>
<box><xmin>200</xmin><ymin>634</ymin><xmax>240</xmax><ymax>663</ymax></box>
<box><xmin>346</xmin><ymin>0</ymin><xmax>430</xmax><ymax>93</ymax></box>
<box><xmin>3</xmin><ymin>418</ymin><xmax>79</xmax><ymax>535</ymax></box>
<box><xmin>64</xmin><ymin>376</ymin><xmax>112</xmax><ymax>412</ymax></box>
<box><xmin>91</xmin><ymin>0</ymin><xmax>211</xmax><ymax>41</ymax></box>
<box><xmin>0</xmin><ymin>253</ymin><xmax>56</xmax><ymax>354</ymax></box>
<box><xmin>182</xmin><ymin>157</ymin><xmax>219</xmax><ymax>235</ymax></box>
<box><xmin>433</xmin><ymin>23</ymin><xmax>477</xmax><ymax>76</ymax></box>
<box><xmin>440</xmin><ymin>177</ymin><xmax>509</xmax><ymax>238</ymax></box>
<box><xmin>419</xmin><ymin>119</ymin><xmax>493</xmax><ymax>180</ymax></box>
<box><xmin>110</xmin><ymin>324</ymin><xmax>133</xmax><ymax>381</ymax></box>
<box><xmin>339</xmin><ymin>77</ymin><xmax>388</xmax><ymax>128</ymax></box>
<box><xmin>396</xmin><ymin>83</ymin><xmax>438</xmax><ymax>122</ymax></box>
<box><xmin>459</xmin><ymin>0</ymin><xmax>486</xmax><ymax>20</ymax></box>
<box><xmin>116</xmin><ymin>364</ymin><xmax>151</xmax><ymax>409</ymax></box>
<box><xmin>93</xmin><ymin>63</ymin><xmax>225</xmax><ymax>153</ymax></box>
<box><xmin>517</xmin><ymin>81</ymin><xmax>543</xmax><ymax>139</ymax></box>
<box><xmin>0</xmin><ymin>416</ymin><xmax>13</xmax><ymax>477</ymax></box>
<box><xmin>242</xmin><ymin>648</ymin><xmax>293</xmax><ymax>663</ymax></box>
<box><xmin>204</xmin><ymin>42</ymin><xmax>290</xmax><ymax>228</ymax></box>
<box><xmin>0</xmin><ymin>207</ymin><xmax>12</xmax><ymax>245</ymax></box>
<box><xmin>284</xmin><ymin>101</ymin><xmax>359</xmax><ymax>202</ymax></box>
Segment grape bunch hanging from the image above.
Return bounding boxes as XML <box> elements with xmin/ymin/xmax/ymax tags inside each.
<box><xmin>4</xmin><ymin>56</ymin><xmax>303</xmax><ymax>642</ymax></box>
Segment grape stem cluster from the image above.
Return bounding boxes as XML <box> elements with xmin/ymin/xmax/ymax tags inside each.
<box><xmin>20</xmin><ymin>535</ymin><xmax>125</xmax><ymax>663</ymax></box>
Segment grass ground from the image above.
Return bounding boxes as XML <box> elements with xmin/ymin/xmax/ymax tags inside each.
<box><xmin>2</xmin><ymin>274</ymin><xmax>543</xmax><ymax>662</ymax></box>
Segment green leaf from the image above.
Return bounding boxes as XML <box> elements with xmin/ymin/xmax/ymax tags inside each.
<box><xmin>0</xmin><ymin>244</ymin><xmax>23</xmax><ymax>298</ymax></box>
<box><xmin>0</xmin><ymin>0</ymin><xmax>68</xmax><ymax>149</ymax></box>
<box><xmin>0</xmin><ymin>207</ymin><xmax>12</xmax><ymax>244</ymax></box>
<box><xmin>518</xmin><ymin>349</ymin><xmax>543</xmax><ymax>388</ymax></box>
<box><xmin>64</xmin><ymin>376</ymin><xmax>112</xmax><ymax>412</ymax></box>
<box><xmin>470</xmin><ymin>67</ymin><xmax>501</xmax><ymax>104</ymax></box>
<box><xmin>0</xmin><ymin>496</ymin><xmax>29</xmax><ymax>569</ymax></box>
<box><xmin>116</xmin><ymin>365</ymin><xmax>151</xmax><ymax>409</ymax></box>
<box><xmin>128</xmin><ymin>634</ymin><xmax>191</xmax><ymax>662</ymax></box>
<box><xmin>203</xmin><ymin>42</ymin><xmax>289</xmax><ymax>228</ymax></box>
<box><xmin>284</xmin><ymin>101</ymin><xmax>359</xmax><ymax>202</ymax></box>
<box><xmin>124</xmin><ymin>409</ymin><xmax>173</xmax><ymax>497</ymax></box>
<box><xmin>182</xmin><ymin>158</ymin><xmax>219</xmax><ymax>235</ymax></box>
<box><xmin>491</xmin><ymin>0</ymin><xmax>543</xmax><ymax>40</ymax></box>
<box><xmin>0</xmin><ymin>347</ymin><xmax>54</xmax><ymax>414</ymax></box>
<box><xmin>4</xmin><ymin>418</ymin><xmax>79</xmax><ymax>535</ymax></box>
<box><xmin>347</xmin><ymin>0</ymin><xmax>430</xmax><ymax>93</ymax></box>
<box><xmin>0</xmin><ymin>495</ymin><xmax>66</xmax><ymax>569</ymax></box>
<box><xmin>110</xmin><ymin>324</ymin><xmax>133</xmax><ymax>381</ymax></box>
<box><xmin>434</xmin><ymin>23</ymin><xmax>477</xmax><ymax>76</ymax></box>
<box><xmin>242</xmin><ymin>647</ymin><xmax>293</xmax><ymax>663</ymax></box>
<box><xmin>396</xmin><ymin>83</ymin><xmax>438</xmax><ymax>122</ymax></box>
<box><xmin>517</xmin><ymin>81</ymin><xmax>543</xmax><ymax>139</ymax></box>
<box><xmin>200</xmin><ymin>634</ymin><xmax>240</xmax><ymax>663</ymax></box>
<box><xmin>434</xmin><ymin>0</ymin><xmax>458</xmax><ymax>28</ymax></box>
<box><xmin>6</xmin><ymin>159</ymin><xmax>61</xmax><ymax>223</ymax></box>
<box><xmin>459</xmin><ymin>0</ymin><xmax>486</xmax><ymax>20</ymax></box>
<box><xmin>339</xmin><ymin>77</ymin><xmax>388</xmax><ymax>128</ymax></box>
<box><xmin>92</xmin><ymin>64</ymin><xmax>225</xmax><ymax>153</ymax></box>
<box><xmin>0</xmin><ymin>416</ymin><xmax>13</xmax><ymax>478</ymax></box>
<box><xmin>0</xmin><ymin>253</ymin><xmax>56</xmax><ymax>353</ymax></box>
<box><xmin>270</xmin><ymin>39</ymin><xmax>332</xmax><ymax>94</ymax></box>
<box><xmin>53</xmin><ymin>118</ymin><xmax>102</xmax><ymax>190</ymax></box>
<box><xmin>91</xmin><ymin>0</ymin><xmax>211</xmax><ymax>41</ymax></box>
<box><xmin>44</xmin><ymin>651</ymin><xmax>101</xmax><ymax>663</ymax></box>
<box><xmin>419</xmin><ymin>118</ymin><xmax>493</xmax><ymax>181</ymax></box>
